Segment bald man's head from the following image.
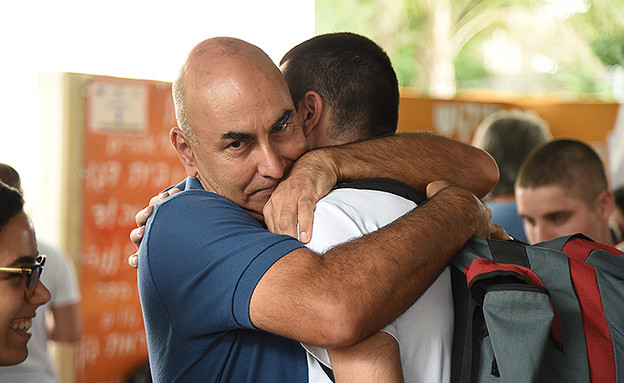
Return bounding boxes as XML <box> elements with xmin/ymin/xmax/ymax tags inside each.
<box><xmin>168</xmin><ymin>38</ymin><xmax>307</xmax><ymax>217</ymax></box>
<box><xmin>173</xmin><ymin>37</ymin><xmax>288</xmax><ymax>145</ymax></box>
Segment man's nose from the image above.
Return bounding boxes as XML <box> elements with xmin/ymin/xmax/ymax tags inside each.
<box><xmin>257</xmin><ymin>145</ymin><xmax>286</xmax><ymax>179</ymax></box>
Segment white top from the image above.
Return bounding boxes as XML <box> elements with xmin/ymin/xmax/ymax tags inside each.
<box><xmin>0</xmin><ymin>240</ymin><xmax>81</xmax><ymax>383</ymax></box>
<box><xmin>302</xmin><ymin>186</ymin><xmax>453</xmax><ymax>383</ymax></box>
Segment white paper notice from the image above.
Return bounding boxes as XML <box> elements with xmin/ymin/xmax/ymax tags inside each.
<box><xmin>87</xmin><ymin>81</ymin><xmax>148</xmax><ymax>133</ymax></box>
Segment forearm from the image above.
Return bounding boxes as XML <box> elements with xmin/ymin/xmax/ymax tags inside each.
<box><xmin>317</xmin><ymin>186</ymin><xmax>481</xmax><ymax>342</ymax></box>
<box><xmin>252</xmin><ymin>184</ymin><xmax>485</xmax><ymax>347</ymax></box>
<box><xmin>329</xmin><ymin>332</ymin><xmax>403</xmax><ymax>383</ymax></box>
<box><xmin>306</xmin><ymin>132</ymin><xmax>498</xmax><ymax>198</ymax></box>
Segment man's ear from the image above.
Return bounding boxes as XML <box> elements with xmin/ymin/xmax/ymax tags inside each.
<box><xmin>170</xmin><ymin>127</ymin><xmax>199</xmax><ymax>177</ymax></box>
<box><xmin>595</xmin><ymin>189</ymin><xmax>616</xmax><ymax>220</ymax></box>
<box><xmin>299</xmin><ymin>91</ymin><xmax>325</xmax><ymax>138</ymax></box>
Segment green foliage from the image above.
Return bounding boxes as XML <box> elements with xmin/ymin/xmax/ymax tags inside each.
<box><xmin>315</xmin><ymin>0</ymin><xmax>378</xmax><ymax>36</ymax></box>
<box><xmin>591</xmin><ymin>36</ymin><xmax>624</xmax><ymax>67</ymax></box>
<box><xmin>454</xmin><ymin>35</ymin><xmax>488</xmax><ymax>84</ymax></box>
<box><xmin>393</xmin><ymin>44</ymin><xmax>420</xmax><ymax>87</ymax></box>
<box><xmin>315</xmin><ymin>0</ymin><xmax>624</xmax><ymax>99</ymax></box>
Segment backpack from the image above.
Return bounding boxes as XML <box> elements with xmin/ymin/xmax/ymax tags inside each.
<box><xmin>450</xmin><ymin>234</ymin><xmax>624</xmax><ymax>383</ymax></box>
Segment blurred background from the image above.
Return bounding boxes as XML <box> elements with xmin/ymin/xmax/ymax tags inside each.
<box><xmin>318</xmin><ymin>0</ymin><xmax>624</xmax><ymax>100</ymax></box>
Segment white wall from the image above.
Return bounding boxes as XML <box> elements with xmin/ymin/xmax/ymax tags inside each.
<box><xmin>0</xmin><ymin>0</ymin><xmax>315</xmax><ymax>215</ymax></box>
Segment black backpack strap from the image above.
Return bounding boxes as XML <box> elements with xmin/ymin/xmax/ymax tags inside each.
<box><xmin>319</xmin><ymin>361</ymin><xmax>335</xmax><ymax>382</ymax></box>
<box><xmin>451</xmin><ymin>264</ymin><xmax>481</xmax><ymax>383</ymax></box>
<box><xmin>334</xmin><ymin>178</ymin><xmax>426</xmax><ymax>205</ymax></box>
<box><xmin>307</xmin><ymin>354</ymin><xmax>334</xmax><ymax>382</ymax></box>
<box><xmin>487</xmin><ymin>238</ymin><xmax>530</xmax><ymax>267</ymax></box>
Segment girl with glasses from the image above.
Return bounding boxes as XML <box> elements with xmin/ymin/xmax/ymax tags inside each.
<box><xmin>0</xmin><ymin>181</ymin><xmax>50</xmax><ymax>366</ymax></box>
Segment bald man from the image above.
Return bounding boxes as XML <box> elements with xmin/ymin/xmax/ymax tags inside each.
<box><xmin>137</xmin><ymin>37</ymin><xmax>500</xmax><ymax>382</ymax></box>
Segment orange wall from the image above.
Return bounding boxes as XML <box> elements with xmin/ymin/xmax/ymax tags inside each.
<box><xmin>397</xmin><ymin>91</ymin><xmax>619</xmax><ymax>156</ymax></box>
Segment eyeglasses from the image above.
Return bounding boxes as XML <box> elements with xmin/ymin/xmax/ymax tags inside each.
<box><xmin>0</xmin><ymin>255</ymin><xmax>46</xmax><ymax>299</ymax></box>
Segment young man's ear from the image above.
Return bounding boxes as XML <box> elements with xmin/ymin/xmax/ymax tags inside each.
<box><xmin>299</xmin><ymin>91</ymin><xmax>324</xmax><ymax>138</ymax></box>
<box><xmin>170</xmin><ymin>127</ymin><xmax>199</xmax><ymax>177</ymax></box>
<box><xmin>595</xmin><ymin>189</ymin><xmax>616</xmax><ymax>220</ymax></box>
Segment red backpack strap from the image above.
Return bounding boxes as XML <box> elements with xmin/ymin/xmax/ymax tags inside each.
<box><xmin>562</xmin><ymin>237</ymin><xmax>618</xmax><ymax>382</ymax></box>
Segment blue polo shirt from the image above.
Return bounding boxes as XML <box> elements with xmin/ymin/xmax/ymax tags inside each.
<box><xmin>138</xmin><ymin>177</ymin><xmax>309</xmax><ymax>382</ymax></box>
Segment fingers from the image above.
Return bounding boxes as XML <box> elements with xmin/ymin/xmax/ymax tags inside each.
<box><xmin>263</xmin><ymin>201</ymin><xmax>275</xmax><ymax>233</ymax></box>
<box><xmin>273</xmin><ymin>204</ymin><xmax>298</xmax><ymax>239</ymax></box>
<box><xmin>148</xmin><ymin>188</ymin><xmax>180</xmax><ymax>207</ymax></box>
<box><xmin>129</xmin><ymin>188</ymin><xmax>182</xmax><ymax>270</ymax></box>
<box><xmin>426</xmin><ymin>180</ymin><xmax>451</xmax><ymax>198</ymax></box>
<box><xmin>264</xmin><ymin>195</ymin><xmax>315</xmax><ymax>242</ymax></box>
<box><xmin>149</xmin><ymin>191</ymin><xmax>167</xmax><ymax>206</ymax></box>
<box><xmin>427</xmin><ymin>181</ymin><xmax>497</xmax><ymax>239</ymax></box>
<box><xmin>264</xmin><ymin>191</ymin><xmax>299</xmax><ymax>239</ymax></box>
<box><xmin>488</xmin><ymin>222</ymin><xmax>512</xmax><ymax>241</ymax></box>
<box><xmin>296</xmin><ymin>199</ymin><xmax>315</xmax><ymax>244</ymax></box>
<box><xmin>128</xmin><ymin>253</ymin><xmax>138</xmax><ymax>269</ymax></box>
<box><xmin>130</xmin><ymin>226</ymin><xmax>145</xmax><ymax>248</ymax></box>
<box><xmin>168</xmin><ymin>187</ymin><xmax>182</xmax><ymax>197</ymax></box>
<box><xmin>135</xmin><ymin>205</ymin><xmax>153</xmax><ymax>228</ymax></box>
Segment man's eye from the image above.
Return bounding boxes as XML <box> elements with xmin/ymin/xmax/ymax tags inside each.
<box><xmin>274</xmin><ymin>121</ymin><xmax>288</xmax><ymax>132</ymax></box>
<box><xmin>553</xmin><ymin>215</ymin><xmax>568</xmax><ymax>225</ymax></box>
<box><xmin>229</xmin><ymin>141</ymin><xmax>242</xmax><ymax>149</ymax></box>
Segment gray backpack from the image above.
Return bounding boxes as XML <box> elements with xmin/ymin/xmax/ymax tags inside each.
<box><xmin>450</xmin><ymin>235</ymin><xmax>624</xmax><ymax>383</ymax></box>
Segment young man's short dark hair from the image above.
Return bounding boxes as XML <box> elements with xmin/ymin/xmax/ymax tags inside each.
<box><xmin>517</xmin><ymin>138</ymin><xmax>608</xmax><ymax>206</ymax></box>
<box><xmin>280</xmin><ymin>32</ymin><xmax>399</xmax><ymax>142</ymax></box>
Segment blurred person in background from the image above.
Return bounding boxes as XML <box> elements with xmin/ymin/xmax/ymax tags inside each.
<box><xmin>472</xmin><ymin>109</ymin><xmax>551</xmax><ymax>242</ymax></box>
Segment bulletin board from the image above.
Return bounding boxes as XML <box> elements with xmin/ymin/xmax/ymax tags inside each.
<box><xmin>76</xmin><ymin>76</ymin><xmax>186</xmax><ymax>382</ymax></box>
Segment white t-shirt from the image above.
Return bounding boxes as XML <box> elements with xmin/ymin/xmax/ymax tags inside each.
<box><xmin>0</xmin><ymin>240</ymin><xmax>81</xmax><ymax>383</ymax></box>
<box><xmin>302</xmin><ymin>181</ymin><xmax>453</xmax><ymax>383</ymax></box>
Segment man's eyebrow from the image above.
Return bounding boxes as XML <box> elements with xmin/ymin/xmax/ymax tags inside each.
<box><xmin>545</xmin><ymin>210</ymin><xmax>571</xmax><ymax>219</ymax></box>
<box><xmin>272</xmin><ymin>110</ymin><xmax>294</xmax><ymax>130</ymax></box>
<box><xmin>221</xmin><ymin>131</ymin><xmax>253</xmax><ymax>141</ymax></box>
<box><xmin>220</xmin><ymin>110</ymin><xmax>294</xmax><ymax>140</ymax></box>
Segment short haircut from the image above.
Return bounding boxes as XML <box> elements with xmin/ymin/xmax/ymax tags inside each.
<box><xmin>280</xmin><ymin>32</ymin><xmax>399</xmax><ymax>142</ymax></box>
<box><xmin>0</xmin><ymin>181</ymin><xmax>24</xmax><ymax>231</ymax></box>
<box><xmin>0</xmin><ymin>163</ymin><xmax>21</xmax><ymax>190</ymax></box>
<box><xmin>516</xmin><ymin>138</ymin><xmax>608</xmax><ymax>206</ymax></box>
<box><xmin>472</xmin><ymin>110</ymin><xmax>551</xmax><ymax>197</ymax></box>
